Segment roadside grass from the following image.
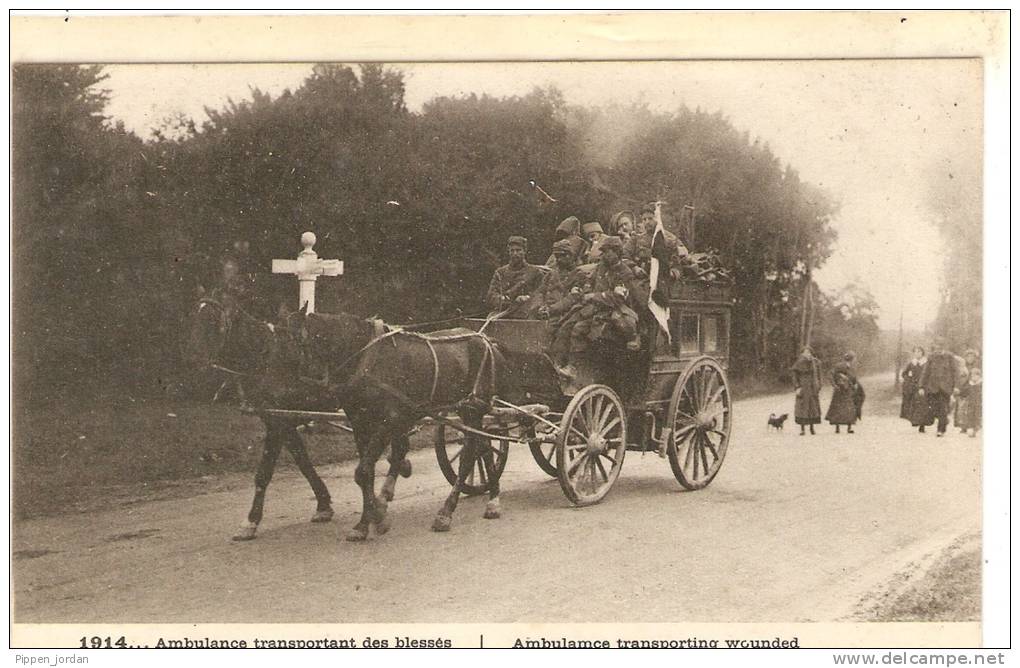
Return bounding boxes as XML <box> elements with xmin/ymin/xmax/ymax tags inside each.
<box><xmin>863</xmin><ymin>533</ymin><xmax>982</xmax><ymax>622</ymax></box>
<box><xmin>12</xmin><ymin>389</ymin><xmax>434</xmax><ymax>520</ymax></box>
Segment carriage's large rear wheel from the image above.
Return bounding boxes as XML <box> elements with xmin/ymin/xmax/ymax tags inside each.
<box><xmin>434</xmin><ymin>422</ymin><xmax>511</xmax><ymax>496</ymax></box>
<box><xmin>555</xmin><ymin>385</ymin><xmax>627</xmax><ymax>506</ymax></box>
<box><xmin>666</xmin><ymin>357</ymin><xmax>731</xmax><ymax>490</ymax></box>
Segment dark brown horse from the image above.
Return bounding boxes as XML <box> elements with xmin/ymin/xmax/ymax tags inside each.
<box><xmin>267</xmin><ymin>309</ymin><xmax>510</xmax><ymax>540</ymax></box>
<box><xmin>187</xmin><ymin>291</ymin><xmax>418</xmax><ymax>541</ymax></box>
<box><xmin>185</xmin><ymin>290</ymin><xmax>342</xmax><ymax>540</ymax></box>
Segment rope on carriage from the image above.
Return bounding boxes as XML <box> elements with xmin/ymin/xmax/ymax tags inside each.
<box><xmin>299</xmin><ymin>318</ymin><xmax>501</xmax><ymax>412</ymax></box>
<box><xmin>396</xmin><ymin>310</ymin><xmax>489</xmax><ymax>331</ymax></box>
<box><xmin>477</xmin><ymin>308</ymin><xmax>512</xmax><ymax>334</ymax></box>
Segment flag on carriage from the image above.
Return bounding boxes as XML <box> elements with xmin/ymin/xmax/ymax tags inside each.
<box><xmin>648</xmin><ymin>201</ymin><xmax>672</xmax><ymax>343</ymax></box>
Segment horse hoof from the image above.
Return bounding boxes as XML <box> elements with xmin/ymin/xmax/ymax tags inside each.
<box><xmin>483</xmin><ymin>501</ymin><xmax>501</xmax><ymax>520</ymax></box>
<box><xmin>399</xmin><ymin>460</ymin><xmax>412</xmax><ymax>478</ymax></box>
<box><xmin>311</xmin><ymin>509</ymin><xmax>334</xmax><ymax>523</ymax></box>
<box><xmin>345</xmin><ymin>527</ymin><xmax>369</xmax><ymax>542</ymax></box>
<box><xmin>232</xmin><ymin>524</ymin><xmax>258</xmax><ymax>541</ymax></box>
<box><xmin>373</xmin><ymin>499</ymin><xmax>390</xmax><ymax>535</ymax></box>
<box><xmin>431</xmin><ymin>515</ymin><xmax>452</xmax><ymax>532</ymax></box>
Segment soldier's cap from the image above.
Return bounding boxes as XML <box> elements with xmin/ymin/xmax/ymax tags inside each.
<box><xmin>556</xmin><ymin>216</ymin><xmax>581</xmax><ymax>236</ymax></box>
<box><xmin>507</xmin><ymin>235</ymin><xmax>528</xmax><ymax>249</ymax></box>
<box><xmin>599</xmin><ymin>235</ymin><xmax>624</xmax><ymax>252</ymax></box>
<box><xmin>640</xmin><ymin>202</ymin><xmax>657</xmax><ymax>215</ymax></box>
<box><xmin>610</xmin><ymin>210</ymin><xmax>635</xmax><ymax>229</ymax></box>
<box><xmin>581</xmin><ymin>221</ymin><xmax>604</xmax><ymax>235</ymax></box>
<box><xmin>552</xmin><ymin>238</ymin><xmax>574</xmax><ymax>254</ymax></box>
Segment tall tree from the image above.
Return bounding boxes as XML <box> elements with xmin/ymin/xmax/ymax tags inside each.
<box><xmin>12</xmin><ymin>65</ymin><xmax>151</xmax><ymax>392</ymax></box>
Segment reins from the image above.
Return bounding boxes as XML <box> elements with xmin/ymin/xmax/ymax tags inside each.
<box><xmin>198</xmin><ymin>296</ymin><xmax>275</xmax><ymax>378</ymax></box>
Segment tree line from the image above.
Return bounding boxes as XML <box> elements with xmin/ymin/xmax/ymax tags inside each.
<box><xmin>12</xmin><ymin>63</ymin><xmax>884</xmax><ymax>400</ymax></box>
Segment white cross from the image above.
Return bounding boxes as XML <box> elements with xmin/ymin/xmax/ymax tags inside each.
<box><xmin>271</xmin><ymin>231</ymin><xmax>343</xmax><ymax>313</ymax></box>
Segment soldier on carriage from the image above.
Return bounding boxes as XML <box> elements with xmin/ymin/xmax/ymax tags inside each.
<box><xmin>549</xmin><ymin>235</ymin><xmax>645</xmax><ymax>375</ymax></box>
<box><xmin>536</xmin><ymin>238</ymin><xmax>586</xmax><ymax>325</ymax></box>
<box><xmin>485</xmin><ymin>235</ymin><xmax>546</xmax><ymax>318</ymax></box>
<box><xmin>545</xmin><ymin>216</ymin><xmax>589</xmax><ymax>266</ymax></box>
<box><xmin>624</xmin><ymin>202</ymin><xmax>689</xmax><ymax>277</ymax></box>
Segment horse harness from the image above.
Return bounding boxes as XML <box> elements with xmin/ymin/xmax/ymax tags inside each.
<box><xmin>298</xmin><ymin>317</ymin><xmax>499</xmax><ymax>412</ymax></box>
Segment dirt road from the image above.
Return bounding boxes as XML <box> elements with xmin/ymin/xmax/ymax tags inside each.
<box><xmin>12</xmin><ymin>378</ymin><xmax>981</xmax><ymax>623</ymax></box>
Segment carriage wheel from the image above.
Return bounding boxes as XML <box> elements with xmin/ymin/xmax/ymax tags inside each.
<box><xmin>555</xmin><ymin>385</ymin><xmax>627</xmax><ymax>506</ymax></box>
<box><xmin>528</xmin><ymin>419</ymin><xmax>559</xmax><ymax>478</ymax></box>
<box><xmin>667</xmin><ymin>357</ymin><xmax>731</xmax><ymax>490</ymax></box>
<box><xmin>434</xmin><ymin>423</ymin><xmax>511</xmax><ymax>497</ymax></box>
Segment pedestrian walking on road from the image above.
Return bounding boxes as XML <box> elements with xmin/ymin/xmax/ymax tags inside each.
<box><xmin>918</xmin><ymin>337</ymin><xmax>958</xmax><ymax>438</ymax></box>
<box><xmin>790</xmin><ymin>346</ymin><xmax>822</xmax><ymax>436</ymax></box>
<box><xmin>955</xmin><ymin>367</ymin><xmax>982</xmax><ymax>438</ymax></box>
<box><xmin>901</xmin><ymin>346</ymin><xmax>932</xmax><ymax>432</ymax></box>
<box><xmin>825</xmin><ymin>352</ymin><xmax>860</xmax><ymax>434</ymax></box>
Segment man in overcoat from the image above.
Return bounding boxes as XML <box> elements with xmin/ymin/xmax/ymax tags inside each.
<box><xmin>537</xmin><ymin>238</ymin><xmax>585</xmax><ymax>325</ymax></box>
<box><xmin>486</xmin><ymin>236</ymin><xmax>545</xmax><ymax>318</ymax></box>
<box><xmin>624</xmin><ymin>202</ymin><xmax>689</xmax><ymax>278</ymax></box>
<box><xmin>918</xmin><ymin>337</ymin><xmax>958</xmax><ymax>437</ymax></box>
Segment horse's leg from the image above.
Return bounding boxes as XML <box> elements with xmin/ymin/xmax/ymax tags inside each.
<box><xmin>373</xmin><ymin>416</ymin><xmax>415</xmax><ymax>536</ymax></box>
<box><xmin>432</xmin><ymin>414</ymin><xmax>482</xmax><ymax>532</ymax></box>
<box><xmin>380</xmin><ymin>432</ymin><xmax>412</xmax><ymax>503</ymax></box>
<box><xmin>480</xmin><ymin>437</ymin><xmax>502</xmax><ymax>520</ymax></box>
<box><xmin>346</xmin><ymin>423</ymin><xmax>388</xmax><ymax>542</ymax></box>
<box><xmin>233</xmin><ymin>419</ymin><xmax>285</xmax><ymax>541</ymax></box>
<box><xmin>281</xmin><ymin>423</ymin><xmax>333</xmax><ymax>523</ymax></box>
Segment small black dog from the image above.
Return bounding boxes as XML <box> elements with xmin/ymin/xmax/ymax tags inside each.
<box><xmin>767</xmin><ymin>413</ymin><xmax>788</xmax><ymax>431</ymax></box>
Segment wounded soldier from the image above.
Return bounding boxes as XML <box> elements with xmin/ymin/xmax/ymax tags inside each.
<box><xmin>549</xmin><ymin>236</ymin><xmax>644</xmax><ymax>373</ymax></box>
<box><xmin>537</xmin><ymin>238</ymin><xmax>586</xmax><ymax>324</ymax></box>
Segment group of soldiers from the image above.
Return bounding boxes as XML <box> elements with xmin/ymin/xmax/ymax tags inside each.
<box><xmin>485</xmin><ymin>203</ymin><xmax>690</xmax><ymax>374</ymax></box>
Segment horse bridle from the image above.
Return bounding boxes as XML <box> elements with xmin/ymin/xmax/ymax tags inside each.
<box><xmin>196</xmin><ymin>295</ymin><xmax>274</xmax><ymax>378</ymax></box>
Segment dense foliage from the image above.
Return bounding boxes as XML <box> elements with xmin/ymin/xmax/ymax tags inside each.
<box><xmin>14</xmin><ymin>63</ymin><xmax>879</xmax><ymax>399</ymax></box>
<box><xmin>926</xmin><ymin>149</ymin><xmax>982</xmax><ymax>354</ymax></box>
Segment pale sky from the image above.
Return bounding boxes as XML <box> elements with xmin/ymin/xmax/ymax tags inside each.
<box><xmin>101</xmin><ymin>60</ymin><xmax>982</xmax><ymax>330</ymax></box>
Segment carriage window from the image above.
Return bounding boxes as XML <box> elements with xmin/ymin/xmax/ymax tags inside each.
<box><xmin>679</xmin><ymin>315</ymin><xmax>700</xmax><ymax>354</ymax></box>
<box><xmin>702</xmin><ymin>316</ymin><xmax>719</xmax><ymax>352</ymax></box>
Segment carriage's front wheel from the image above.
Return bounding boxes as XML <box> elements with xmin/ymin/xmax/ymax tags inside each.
<box><xmin>528</xmin><ymin>418</ymin><xmax>559</xmax><ymax>478</ymax></box>
<box><xmin>555</xmin><ymin>385</ymin><xmax>627</xmax><ymax>506</ymax></box>
<box><xmin>667</xmin><ymin>357</ymin><xmax>731</xmax><ymax>490</ymax></box>
<box><xmin>434</xmin><ymin>422</ymin><xmax>511</xmax><ymax>496</ymax></box>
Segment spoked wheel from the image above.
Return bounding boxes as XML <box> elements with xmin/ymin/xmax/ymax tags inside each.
<box><xmin>555</xmin><ymin>385</ymin><xmax>627</xmax><ymax>506</ymax></box>
<box><xmin>667</xmin><ymin>357</ymin><xmax>732</xmax><ymax>490</ymax></box>
<box><xmin>434</xmin><ymin>422</ymin><xmax>511</xmax><ymax>497</ymax></box>
<box><xmin>528</xmin><ymin>417</ymin><xmax>559</xmax><ymax>478</ymax></box>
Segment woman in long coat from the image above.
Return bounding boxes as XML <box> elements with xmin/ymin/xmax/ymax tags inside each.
<box><xmin>956</xmin><ymin>367</ymin><xmax>982</xmax><ymax>437</ymax></box>
<box><xmin>901</xmin><ymin>346</ymin><xmax>932</xmax><ymax>432</ymax></box>
<box><xmin>954</xmin><ymin>348</ymin><xmax>980</xmax><ymax>432</ymax></box>
<box><xmin>791</xmin><ymin>346</ymin><xmax>822</xmax><ymax>435</ymax></box>
<box><xmin>825</xmin><ymin>352</ymin><xmax>860</xmax><ymax>434</ymax></box>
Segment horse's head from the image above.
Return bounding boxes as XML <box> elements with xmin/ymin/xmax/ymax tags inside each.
<box><xmin>259</xmin><ymin>304</ymin><xmax>318</xmax><ymax>406</ymax></box>
<box><xmin>184</xmin><ymin>288</ymin><xmax>237</xmax><ymax>372</ymax></box>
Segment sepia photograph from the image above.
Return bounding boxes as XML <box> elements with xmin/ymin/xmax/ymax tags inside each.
<box><xmin>7</xmin><ymin>11</ymin><xmax>1009</xmax><ymax>652</ymax></box>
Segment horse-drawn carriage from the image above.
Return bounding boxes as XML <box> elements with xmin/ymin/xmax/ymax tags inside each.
<box><xmin>431</xmin><ymin>278</ymin><xmax>734</xmax><ymax>506</ymax></box>
<box><xmin>190</xmin><ymin>241</ymin><xmax>734</xmax><ymax>539</ymax></box>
